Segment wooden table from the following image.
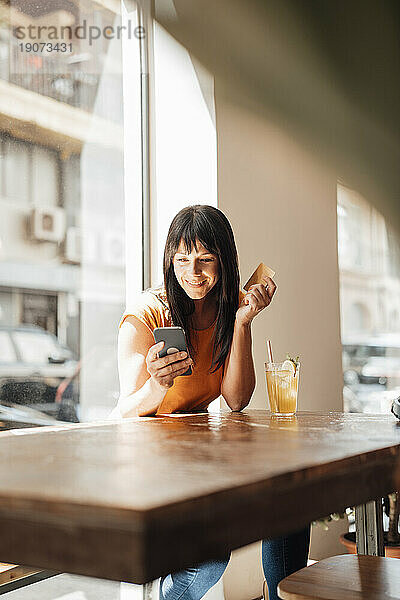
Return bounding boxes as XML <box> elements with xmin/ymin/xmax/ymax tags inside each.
<box><xmin>0</xmin><ymin>410</ymin><xmax>399</xmax><ymax>584</ymax></box>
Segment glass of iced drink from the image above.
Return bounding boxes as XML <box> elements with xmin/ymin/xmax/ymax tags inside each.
<box><xmin>265</xmin><ymin>359</ymin><xmax>300</xmax><ymax>416</ymax></box>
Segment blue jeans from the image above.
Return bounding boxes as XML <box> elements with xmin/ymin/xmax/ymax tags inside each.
<box><xmin>159</xmin><ymin>527</ymin><xmax>310</xmax><ymax>600</ymax></box>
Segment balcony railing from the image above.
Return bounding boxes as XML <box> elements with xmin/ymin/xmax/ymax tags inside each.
<box><xmin>0</xmin><ymin>31</ymin><xmax>100</xmax><ymax>113</ymax></box>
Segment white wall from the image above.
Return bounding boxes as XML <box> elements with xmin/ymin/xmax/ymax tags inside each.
<box><xmin>152</xmin><ymin>23</ymin><xmax>217</xmax><ymax>286</ymax></box>
<box><xmin>215</xmin><ymin>95</ymin><xmax>345</xmax><ymax>600</ymax></box>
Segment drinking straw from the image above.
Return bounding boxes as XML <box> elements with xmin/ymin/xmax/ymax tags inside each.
<box><xmin>266</xmin><ymin>339</ymin><xmax>274</xmax><ymax>364</ymax></box>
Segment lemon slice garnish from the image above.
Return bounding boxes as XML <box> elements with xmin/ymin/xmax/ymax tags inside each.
<box><xmin>281</xmin><ymin>359</ymin><xmax>296</xmax><ymax>375</ymax></box>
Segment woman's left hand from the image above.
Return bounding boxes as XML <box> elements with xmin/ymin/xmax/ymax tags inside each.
<box><xmin>236</xmin><ymin>277</ymin><xmax>277</xmax><ymax>326</ymax></box>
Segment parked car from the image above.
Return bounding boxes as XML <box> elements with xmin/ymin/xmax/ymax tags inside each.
<box><xmin>360</xmin><ymin>356</ymin><xmax>400</xmax><ymax>387</ymax></box>
<box><xmin>342</xmin><ymin>334</ymin><xmax>400</xmax><ymax>385</ymax></box>
<box><xmin>0</xmin><ymin>325</ymin><xmax>78</xmax><ymax>421</ymax></box>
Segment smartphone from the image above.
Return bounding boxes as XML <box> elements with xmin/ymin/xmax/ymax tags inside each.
<box><xmin>153</xmin><ymin>326</ymin><xmax>192</xmax><ymax>376</ymax></box>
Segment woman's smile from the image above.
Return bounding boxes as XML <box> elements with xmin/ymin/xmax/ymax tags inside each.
<box><xmin>173</xmin><ymin>240</ymin><xmax>219</xmax><ymax>299</ymax></box>
<box><xmin>185</xmin><ymin>280</ymin><xmax>206</xmax><ymax>287</ymax></box>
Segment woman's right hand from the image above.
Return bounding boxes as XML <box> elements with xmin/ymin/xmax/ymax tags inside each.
<box><xmin>146</xmin><ymin>342</ymin><xmax>193</xmax><ymax>389</ymax></box>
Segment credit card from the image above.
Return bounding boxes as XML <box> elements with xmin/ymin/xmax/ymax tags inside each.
<box><xmin>243</xmin><ymin>263</ymin><xmax>276</xmax><ymax>291</ymax></box>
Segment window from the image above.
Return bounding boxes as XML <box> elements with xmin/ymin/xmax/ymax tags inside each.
<box><xmin>3</xmin><ymin>137</ymin><xmax>30</xmax><ymax>203</ymax></box>
<box><xmin>0</xmin><ymin>0</ymin><xmax>134</xmax><ymax>423</ymax></box>
<box><xmin>1</xmin><ymin>136</ymin><xmax>59</xmax><ymax>206</ymax></box>
<box><xmin>0</xmin><ymin>1</ymin><xmax>217</xmax><ymax>423</ymax></box>
<box><xmin>32</xmin><ymin>146</ymin><xmax>59</xmax><ymax>207</ymax></box>
<box><xmin>0</xmin><ymin>331</ymin><xmax>16</xmax><ymax>364</ymax></box>
<box><xmin>346</xmin><ymin>303</ymin><xmax>370</xmax><ymax>333</ymax></box>
<box><xmin>338</xmin><ymin>184</ymin><xmax>400</xmax><ymax>414</ymax></box>
<box><xmin>0</xmin><ymin>290</ymin><xmax>13</xmax><ymax>325</ymax></box>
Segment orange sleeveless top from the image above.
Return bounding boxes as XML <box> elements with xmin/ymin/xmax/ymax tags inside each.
<box><xmin>119</xmin><ymin>287</ymin><xmax>244</xmax><ymax>415</ymax></box>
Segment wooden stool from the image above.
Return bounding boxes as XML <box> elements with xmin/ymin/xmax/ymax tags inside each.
<box><xmin>277</xmin><ymin>554</ymin><xmax>400</xmax><ymax>600</ymax></box>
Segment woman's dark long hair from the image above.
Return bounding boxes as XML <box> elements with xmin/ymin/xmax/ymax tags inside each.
<box><xmin>163</xmin><ymin>205</ymin><xmax>240</xmax><ymax>373</ymax></box>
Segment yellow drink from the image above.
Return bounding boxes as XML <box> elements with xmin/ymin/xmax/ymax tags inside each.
<box><xmin>265</xmin><ymin>362</ymin><xmax>299</xmax><ymax>416</ymax></box>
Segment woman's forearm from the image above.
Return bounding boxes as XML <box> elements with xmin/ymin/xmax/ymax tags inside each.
<box><xmin>115</xmin><ymin>377</ymin><xmax>168</xmax><ymax>418</ymax></box>
<box><xmin>221</xmin><ymin>320</ymin><xmax>256</xmax><ymax>411</ymax></box>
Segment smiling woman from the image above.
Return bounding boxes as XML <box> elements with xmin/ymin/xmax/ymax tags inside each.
<box><xmin>163</xmin><ymin>205</ymin><xmax>242</xmax><ymax>374</ymax></box>
<box><xmin>114</xmin><ymin>204</ymin><xmax>276</xmax><ymax>418</ymax></box>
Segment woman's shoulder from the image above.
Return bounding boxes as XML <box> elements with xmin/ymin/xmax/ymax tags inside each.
<box><xmin>147</xmin><ymin>285</ymin><xmax>169</xmax><ymax>308</ymax></box>
<box><xmin>119</xmin><ymin>286</ymin><xmax>171</xmax><ymax>331</ymax></box>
